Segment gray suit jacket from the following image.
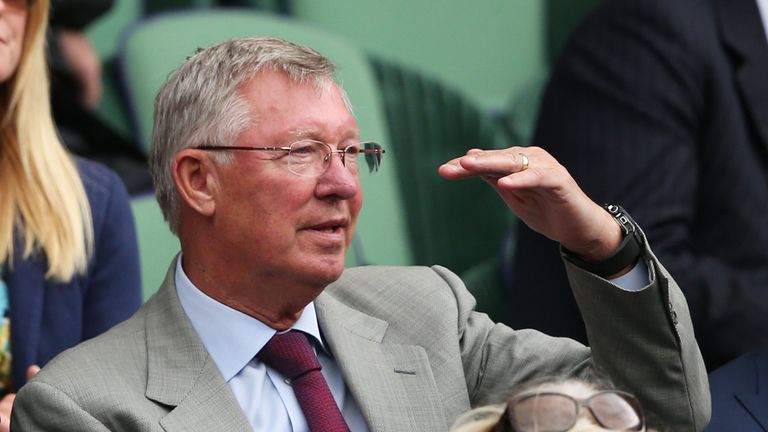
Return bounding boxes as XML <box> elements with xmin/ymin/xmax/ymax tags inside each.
<box><xmin>12</xmin><ymin>252</ymin><xmax>709</xmax><ymax>431</ymax></box>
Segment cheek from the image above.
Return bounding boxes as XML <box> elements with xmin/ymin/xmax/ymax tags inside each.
<box><xmin>349</xmin><ymin>192</ymin><xmax>363</xmax><ymax>219</ymax></box>
<box><xmin>254</xmin><ymin>184</ymin><xmax>316</xmax><ymax>229</ymax></box>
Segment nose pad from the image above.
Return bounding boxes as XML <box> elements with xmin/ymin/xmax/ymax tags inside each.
<box><xmin>321</xmin><ymin>151</ymin><xmax>347</xmax><ymax>173</ymax></box>
<box><xmin>327</xmin><ymin>150</ymin><xmax>347</xmax><ymax>167</ymax></box>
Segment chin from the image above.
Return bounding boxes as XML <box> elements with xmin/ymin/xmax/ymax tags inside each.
<box><xmin>311</xmin><ymin>256</ymin><xmax>346</xmax><ymax>284</ymax></box>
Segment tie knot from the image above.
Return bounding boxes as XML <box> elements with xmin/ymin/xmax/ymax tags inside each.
<box><xmin>257</xmin><ymin>330</ymin><xmax>322</xmax><ymax>381</ymax></box>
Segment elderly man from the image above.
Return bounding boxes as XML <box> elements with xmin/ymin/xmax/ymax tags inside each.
<box><xmin>12</xmin><ymin>37</ymin><xmax>708</xmax><ymax>432</ymax></box>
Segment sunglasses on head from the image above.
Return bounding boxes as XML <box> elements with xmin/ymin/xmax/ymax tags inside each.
<box><xmin>492</xmin><ymin>390</ymin><xmax>646</xmax><ymax>432</ymax></box>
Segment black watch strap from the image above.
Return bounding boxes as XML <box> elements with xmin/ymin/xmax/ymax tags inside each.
<box><xmin>564</xmin><ymin>204</ymin><xmax>643</xmax><ymax>278</ymax></box>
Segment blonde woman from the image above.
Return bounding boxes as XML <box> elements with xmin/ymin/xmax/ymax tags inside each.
<box><xmin>0</xmin><ymin>0</ymin><xmax>140</xmax><ymax>427</ymax></box>
<box><xmin>450</xmin><ymin>379</ymin><xmax>656</xmax><ymax>432</ymax></box>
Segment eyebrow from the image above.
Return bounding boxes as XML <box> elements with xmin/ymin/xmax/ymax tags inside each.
<box><xmin>288</xmin><ymin>128</ymin><xmax>361</xmax><ymax>142</ymax></box>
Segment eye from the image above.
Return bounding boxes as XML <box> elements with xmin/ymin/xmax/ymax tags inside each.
<box><xmin>290</xmin><ymin>141</ymin><xmax>322</xmax><ymax>158</ymax></box>
<box><xmin>343</xmin><ymin>145</ymin><xmax>360</xmax><ymax>159</ymax></box>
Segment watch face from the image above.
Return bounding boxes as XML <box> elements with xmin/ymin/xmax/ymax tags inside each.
<box><xmin>603</xmin><ymin>204</ymin><xmax>636</xmax><ymax>235</ymax></box>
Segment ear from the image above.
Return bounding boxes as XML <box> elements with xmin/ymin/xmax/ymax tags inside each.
<box><xmin>172</xmin><ymin>149</ymin><xmax>219</xmax><ymax>218</ymax></box>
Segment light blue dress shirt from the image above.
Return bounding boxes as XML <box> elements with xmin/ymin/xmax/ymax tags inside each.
<box><xmin>175</xmin><ymin>258</ymin><xmax>369</xmax><ymax>432</ymax></box>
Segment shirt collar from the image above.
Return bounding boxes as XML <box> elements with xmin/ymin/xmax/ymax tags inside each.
<box><xmin>174</xmin><ymin>256</ymin><xmax>326</xmax><ymax>382</ymax></box>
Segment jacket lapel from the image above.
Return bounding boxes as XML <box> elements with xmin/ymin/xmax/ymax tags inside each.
<box><xmin>5</xmin><ymin>252</ymin><xmax>45</xmax><ymax>389</ymax></box>
<box><xmin>714</xmin><ymin>0</ymin><xmax>768</xmax><ymax>155</ymax></box>
<box><xmin>733</xmin><ymin>351</ymin><xmax>768</xmax><ymax>431</ymax></box>
<box><xmin>315</xmin><ymin>292</ymin><xmax>448</xmax><ymax>432</ymax></box>
<box><xmin>142</xmin><ymin>258</ymin><xmax>252</xmax><ymax>432</ymax></box>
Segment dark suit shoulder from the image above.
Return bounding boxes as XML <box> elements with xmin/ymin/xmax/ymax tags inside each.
<box><xmin>708</xmin><ymin>350</ymin><xmax>768</xmax><ymax>431</ymax></box>
<box><xmin>710</xmin><ymin>350</ymin><xmax>765</xmax><ymax>395</ymax></box>
<box><xmin>568</xmin><ymin>0</ymin><xmax>718</xmax><ymax>68</ymax></box>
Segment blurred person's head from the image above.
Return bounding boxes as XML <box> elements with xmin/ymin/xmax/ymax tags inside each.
<box><xmin>451</xmin><ymin>379</ymin><xmax>652</xmax><ymax>432</ymax></box>
<box><xmin>0</xmin><ymin>0</ymin><xmax>93</xmax><ymax>280</ymax></box>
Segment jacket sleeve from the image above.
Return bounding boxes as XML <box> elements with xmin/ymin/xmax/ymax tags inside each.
<box><xmin>454</xmin><ymin>237</ymin><xmax>709</xmax><ymax>431</ymax></box>
<box><xmin>11</xmin><ymin>380</ymin><xmax>112</xmax><ymax>432</ymax></box>
<box><xmin>564</xmin><ymin>240</ymin><xmax>710</xmax><ymax>431</ymax></box>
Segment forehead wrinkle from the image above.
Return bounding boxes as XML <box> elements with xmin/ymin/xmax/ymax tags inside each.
<box><xmin>287</xmin><ymin>127</ymin><xmax>361</xmax><ymax>143</ymax></box>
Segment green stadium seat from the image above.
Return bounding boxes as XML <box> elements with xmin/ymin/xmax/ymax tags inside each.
<box><xmin>370</xmin><ymin>57</ymin><xmax>513</xmax><ymax>317</ymax></box>
<box><xmin>130</xmin><ymin>195</ymin><xmax>180</xmax><ymax>300</ymax></box>
<box><xmin>144</xmin><ymin>0</ymin><xmax>216</xmax><ymax>14</ymax></box>
<box><xmin>86</xmin><ymin>0</ymin><xmax>144</xmax><ymax>139</ymax></box>
<box><xmin>371</xmin><ymin>57</ymin><xmax>510</xmax><ymax>275</ymax></box>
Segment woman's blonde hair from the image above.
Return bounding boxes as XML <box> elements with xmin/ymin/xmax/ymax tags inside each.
<box><xmin>0</xmin><ymin>0</ymin><xmax>93</xmax><ymax>281</ymax></box>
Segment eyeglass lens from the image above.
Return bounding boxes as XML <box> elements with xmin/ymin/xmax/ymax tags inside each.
<box><xmin>589</xmin><ymin>393</ymin><xmax>642</xmax><ymax>430</ymax></box>
<box><xmin>510</xmin><ymin>392</ymin><xmax>642</xmax><ymax>432</ymax></box>
<box><xmin>287</xmin><ymin>140</ymin><xmax>383</xmax><ymax>177</ymax></box>
<box><xmin>363</xmin><ymin>142</ymin><xmax>383</xmax><ymax>173</ymax></box>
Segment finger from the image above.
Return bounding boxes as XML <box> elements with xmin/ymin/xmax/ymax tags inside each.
<box><xmin>27</xmin><ymin>365</ymin><xmax>40</xmax><ymax>380</ymax></box>
<box><xmin>0</xmin><ymin>393</ymin><xmax>14</xmax><ymax>416</ymax></box>
<box><xmin>438</xmin><ymin>151</ymin><xmax>477</xmax><ymax>179</ymax></box>
<box><xmin>439</xmin><ymin>149</ymin><xmax>529</xmax><ymax>180</ymax></box>
<box><xmin>458</xmin><ymin>149</ymin><xmax>530</xmax><ymax>176</ymax></box>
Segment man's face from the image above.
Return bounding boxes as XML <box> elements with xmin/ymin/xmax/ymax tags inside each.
<box><xmin>213</xmin><ymin>71</ymin><xmax>362</xmax><ymax>291</ymax></box>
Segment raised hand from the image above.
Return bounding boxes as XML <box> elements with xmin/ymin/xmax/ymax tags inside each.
<box><xmin>439</xmin><ymin>146</ymin><xmax>622</xmax><ymax>261</ymax></box>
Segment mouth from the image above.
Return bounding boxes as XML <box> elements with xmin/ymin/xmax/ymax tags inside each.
<box><xmin>304</xmin><ymin>218</ymin><xmax>348</xmax><ymax>234</ymax></box>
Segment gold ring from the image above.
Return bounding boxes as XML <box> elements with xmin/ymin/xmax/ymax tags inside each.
<box><xmin>519</xmin><ymin>153</ymin><xmax>529</xmax><ymax>171</ymax></box>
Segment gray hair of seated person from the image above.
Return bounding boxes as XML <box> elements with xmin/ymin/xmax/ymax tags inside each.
<box><xmin>149</xmin><ymin>36</ymin><xmax>344</xmax><ymax>234</ymax></box>
<box><xmin>449</xmin><ymin>378</ymin><xmax>659</xmax><ymax>432</ymax></box>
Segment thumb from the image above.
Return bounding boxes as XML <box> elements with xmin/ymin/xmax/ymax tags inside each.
<box><xmin>26</xmin><ymin>365</ymin><xmax>40</xmax><ymax>381</ymax></box>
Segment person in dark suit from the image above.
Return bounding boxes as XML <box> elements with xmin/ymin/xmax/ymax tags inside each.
<box><xmin>510</xmin><ymin>0</ymin><xmax>768</xmax><ymax>370</ymax></box>
<box><xmin>707</xmin><ymin>350</ymin><xmax>768</xmax><ymax>431</ymax></box>
<box><xmin>0</xmin><ymin>0</ymin><xmax>141</xmax><ymax>428</ymax></box>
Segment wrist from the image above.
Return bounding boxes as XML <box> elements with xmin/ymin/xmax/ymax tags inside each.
<box><xmin>563</xmin><ymin>204</ymin><xmax>644</xmax><ymax>278</ymax></box>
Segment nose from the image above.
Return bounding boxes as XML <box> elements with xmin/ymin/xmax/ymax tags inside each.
<box><xmin>315</xmin><ymin>152</ymin><xmax>359</xmax><ymax>200</ymax></box>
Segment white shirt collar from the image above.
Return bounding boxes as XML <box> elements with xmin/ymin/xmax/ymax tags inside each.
<box><xmin>174</xmin><ymin>256</ymin><xmax>326</xmax><ymax>382</ymax></box>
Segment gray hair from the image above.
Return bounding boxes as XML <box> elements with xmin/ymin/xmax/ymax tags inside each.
<box><xmin>149</xmin><ymin>37</ymin><xmax>338</xmax><ymax>234</ymax></box>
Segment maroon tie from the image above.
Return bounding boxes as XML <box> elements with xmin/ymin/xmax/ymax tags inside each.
<box><xmin>257</xmin><ymin>330</ymin><xmax>351</xmax><ymax>432</ymax></box>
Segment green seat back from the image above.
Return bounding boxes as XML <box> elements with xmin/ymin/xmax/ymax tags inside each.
<box><xmin>144</xmin><ymin>0</ymin><xmax>216</xmax><ymax>14</ymax></box>
<box><xmin>130</xmin><ymin>195</ymin><xmax>180</xmax><ymax>300</ymax></box>
<box><xmin>86</xmin><ymin>0</ymin><xmax>144</xmax><ymax>138</ymax></box>
<box><xmin>371</xmin><ymin>58</ymin><xmax>509</xmax><ymax>276</ymax></box>
<box><xmin>118</xmin><ymin>10</ymin><xmax>412</xmax><ymax>267</ymax></box>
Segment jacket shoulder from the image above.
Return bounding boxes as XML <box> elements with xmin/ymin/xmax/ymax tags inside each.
<box><xmin>27</xmin><ymin>307</ymin><xmax>148</xmax><ymax>397</ymax></box>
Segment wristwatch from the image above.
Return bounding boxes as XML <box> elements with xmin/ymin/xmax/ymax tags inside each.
<box><xmin>565</xmin><ymin>204</ymin><xmax>644</xmax><ymax>278</ymax></box>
